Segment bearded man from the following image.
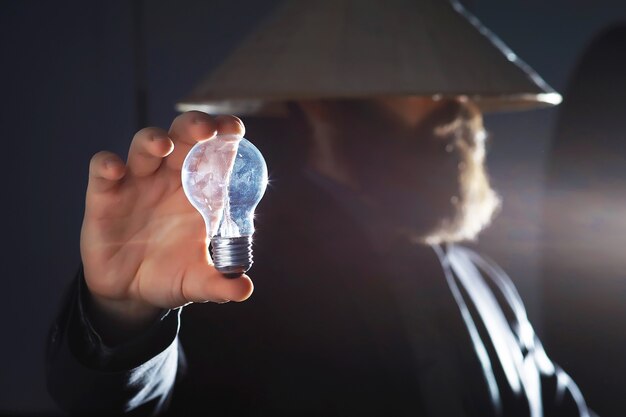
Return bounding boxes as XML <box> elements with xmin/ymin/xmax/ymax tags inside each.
<box><xmin>46</xmin><ymin>1</ymin><xmax>594</xmax><ymax>416</ymax></box>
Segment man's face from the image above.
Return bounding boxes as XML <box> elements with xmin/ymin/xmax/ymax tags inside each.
<box><xmin>301</xmin><ymin>96</ymin><xmax>500</xmax><ymax>243</ymax></box>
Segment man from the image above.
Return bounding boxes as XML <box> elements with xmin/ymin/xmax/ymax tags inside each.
<box><xmin>46</xmin><ymin>1</ymin><xmax>594</xmax><ymax>416</ymax></box>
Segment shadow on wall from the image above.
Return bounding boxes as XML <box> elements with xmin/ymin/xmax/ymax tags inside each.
<box><xmin>541</xmin><ymin>23</ymin><xmax>626</xmax><ymax>417</ymax></box>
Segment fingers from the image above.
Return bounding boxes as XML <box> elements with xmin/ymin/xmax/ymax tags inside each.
<box><xmin>182</xmin><ymin>262</ymin><xmax>254</xmax><ymax>304</ymax></box>
<box><xmin>166</xmin><ymin>111</ymin><xmax>246</xmax><ymax>169</ymax></box>
<box><xmin>87</xmin><ymin>151</ymin><xmax>126</xmax><ymax>194</ymax></box>
<box><xmin>87</xmin><ymin>127</ymin><xmax>174</xmax><ymax>195</ymax></box>
<box><xmin>127</xmin><ymin>127</ymin><xmax>174</xmax><ymax>177</ymax></box>
<box><xmin>215</xmin><ymin>114</ymin><xmax>246</xmax><ymax>136</ymax></box>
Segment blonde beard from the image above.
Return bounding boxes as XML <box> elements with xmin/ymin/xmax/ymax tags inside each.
<box><xmin>301</xmin><ymin>98</ymin><xmax>501</xmax><ymax>245</ymax></box>
<box><xmin>420</xmin><ymin>130</ymin><xmax>501</xmax><ymax>245</ymax></box>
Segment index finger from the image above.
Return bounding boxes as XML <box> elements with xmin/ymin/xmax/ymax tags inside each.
<box><xmin>165</xmin><ymin>111</ymin><xmax>246</xmax><ymax>170</ymax></box>
<box><xmin>165</xmin><ymin>111</ymin><xmax>218</xmax><ymax>169</ymax></box>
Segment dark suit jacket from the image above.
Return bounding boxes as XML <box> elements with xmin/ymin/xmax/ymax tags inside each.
<box><xmin>46</xmin><ymin>172</ymin><xmax>594</xmax><ymax>416</ymax></box>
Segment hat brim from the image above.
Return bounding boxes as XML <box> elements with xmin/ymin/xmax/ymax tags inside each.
<box><xmin>177</xmin><ymin>0</ymin><xmax>561</xmax><ymax>116</ymax></box>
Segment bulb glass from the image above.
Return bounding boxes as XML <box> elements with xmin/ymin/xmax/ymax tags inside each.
<box><xmin>181</xmin><ymin>134</ymin><xmax>268</xmax><ymax>240</ymax></box>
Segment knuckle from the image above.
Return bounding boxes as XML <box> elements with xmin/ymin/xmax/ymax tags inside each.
<box><xmin>90</xmin><ymin>151</ymin><xmax>113</xmax><ymax>169</ymax></box>
<box><xmin>171</xmin><ymin>111</ymin><xmax>217</xmax><ymax>141</ymax></box>
<box><xmin>185</xmin><ymin>110</ymin><xmax>213</xmax><ymax>121</ymax></box>
<box><xmin>134</xmin><ymin>127</ymin><xmax>165</xmax><ymax>142</ymax></box>
<box><xmin>91</xmin><ymin>150</ymin><xmax>110</xmax><ymax>161</ymax></box>
<box><xmin>175</xmin><ymin>110</ymin><xmax>216</xmax><ymax>128</ymax></box>
<box><xmin>216</xmin><ymin>114</ymin><xmax>246</xmax><ymax>134</ymax></box>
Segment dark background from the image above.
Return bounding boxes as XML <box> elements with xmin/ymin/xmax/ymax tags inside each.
<box><xmin>1</xmin><ymin>1</ymin><xmax>625</xmax><ymax>416</ymax></box>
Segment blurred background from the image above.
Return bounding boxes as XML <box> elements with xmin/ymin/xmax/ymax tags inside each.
<box><xmin>1</xmin><ymin>1</ymin><xmax>625</xmax><ymax>416</ymax></box>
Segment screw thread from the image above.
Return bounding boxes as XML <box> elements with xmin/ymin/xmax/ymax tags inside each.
<box><xmin>210</xmin><ymin>236</ymin><xmax>253</xmax><ymax>278</ymax></box>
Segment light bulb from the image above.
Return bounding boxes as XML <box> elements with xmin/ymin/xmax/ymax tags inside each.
<box><xmin>181</xmin><ymin>133</ymin><xmax>268</xmax><ymax>277</ymax></box>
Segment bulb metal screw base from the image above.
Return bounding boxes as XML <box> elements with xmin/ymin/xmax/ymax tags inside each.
<box><xmin>210</xmin><ymin>236</ymin><xmax>253</xmax><ymax>278</ymax></box>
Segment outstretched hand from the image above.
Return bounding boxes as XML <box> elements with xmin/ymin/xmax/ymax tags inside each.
<box><xmin>80</xmin><ymin>111</ymin><xmax>254</xmax><ymax>328</ymax></box>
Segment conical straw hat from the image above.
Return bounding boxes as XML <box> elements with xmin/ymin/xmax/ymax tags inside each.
<box><xmin>176</xmin><ymin>0</ymin><xmax>561</xmax><ymax>116</ymax></box>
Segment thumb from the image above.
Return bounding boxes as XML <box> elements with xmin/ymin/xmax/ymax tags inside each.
<box><xmin>181</xmin><ymin>262</ymin><xmax>254</xmax><ymax>303</ymax></box>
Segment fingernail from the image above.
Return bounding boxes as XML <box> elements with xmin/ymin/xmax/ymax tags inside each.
<box><xmin>105</xmin><ymin>159</ymin><xmax>119</xmax><ymax>168</ymax></box>
<box><xmin>151</xmin><ymin>135</ymin><xmax>169</xmax><ymax>142</ymax></box>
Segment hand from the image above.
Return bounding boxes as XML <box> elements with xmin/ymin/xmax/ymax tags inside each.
<box><xmin>80</xmin><ymin>111</ymin><xmax>254</xmax><ymax>329</ymax></box>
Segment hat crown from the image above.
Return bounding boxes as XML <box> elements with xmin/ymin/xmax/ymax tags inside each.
<box><xmin>178</xmin><ymin>0</ymin><xmax>561</xmax><ymax>115</ymax></box>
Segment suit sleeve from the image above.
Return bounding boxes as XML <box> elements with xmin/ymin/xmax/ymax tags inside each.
<box><xmin>45</xmin><ymin>265</ymin><xmax>186</xmax><ymax>416</ymax></box>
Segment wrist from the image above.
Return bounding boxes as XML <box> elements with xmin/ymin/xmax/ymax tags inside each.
<box><xmin>87</xmin><ymin>293</ymin><xmax>164</xmax><ymax>346</ymax></box>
